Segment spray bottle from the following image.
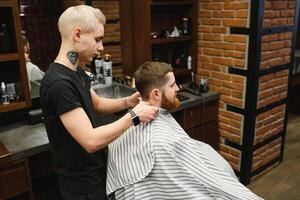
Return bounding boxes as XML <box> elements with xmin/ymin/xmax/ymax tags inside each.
<box><xmin>103</xmin><ymin>54</ymin><xmax>112</xmax><ymax>85</ymax></box>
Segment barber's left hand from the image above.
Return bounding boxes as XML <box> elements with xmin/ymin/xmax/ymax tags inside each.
<box><xmin>126</xmin><ymin>92</ymin><xmax>140</xmax><ymax>108</ymax></box>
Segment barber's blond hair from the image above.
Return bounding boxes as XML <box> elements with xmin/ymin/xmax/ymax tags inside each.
<box><xmin>58</xmin><ymin>5</ymin><xmax>106</xmax><ymax>38</ymax></box>
<box><xmin>134</xmin><ymin>61</ymin><xmax>173</xmax><ymax>100</ymax></box>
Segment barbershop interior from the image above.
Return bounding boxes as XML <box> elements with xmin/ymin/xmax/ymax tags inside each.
<box><xmin>1</xmin><ymin>0</ymin><xmax>300</xmax><ymax>199</ymax></box>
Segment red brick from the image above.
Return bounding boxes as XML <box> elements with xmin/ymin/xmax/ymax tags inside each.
<box><xmin>260</xmin><ymin>73</ymin><xmax>275</xmax><ymax>82</ymax></box>
<box><xmin>264</xmin><ymin>20</ymin><xmax>272</xmax><ymax>28</ymax></box>
<box><xmin>264</xmin><ymin>10</ymin><xmax>280</xmax><ymax>18</ymax></box>
<box><xmin>213</xmin><ymin>11</ymin><xmax>235</xmax><ymax>18</ymax></box>
<box><xmin>199</xmin><ymin>55</ymin><xmax>212</xmax><ymax>63</ymax></box>
<box><xmin>269</xmin><ymin>57</ymin><xmax>284</xmax><ymax>67</ymax></box>
<box><xmin>277</xmin><ymin>48</ymin><xmax>291</xmax><ymax>57</ymax></box>
<box><xmin>219</xmin><ymin>109</ymin><xmax>242</xmax><ymax>121</ymax></box>
<box><xmin>208</xmin><ymin>78</ymin><xmax>222</xmax><ymax>87</ymax></box>
<box><xmin>219</xmin><ymin>123</ymin><xmax>241</xmax><ymax>136</ymax></box>
<box><xmin>281</xmin><ymin>10</ymin><xmax>294</xmax><ymax>17</ymax></box>
<box><xmin>285</xmin><ymin>40</ymin><xmax>292</xmax><ymax>47</ymax></box>
<box><xmin>212</xmin><ymin>42</ymin><xmax>234</xmax><ymax>50</ymax></box>
<box><xmin>236</xmin><ymin>10</ymin><xmax>248</xmax><ymax>18</ymax></box>
<box><xmin>270</xmin><ymin>1</ymin><xmax>288</xmax><ymax>10</ymax></box>
<box><xmin>261</xmin><ymin>51</ymin><xmax>274</xmax><ymax>61</ymax></box>
<box><xmin>262</xmin><ymin>34</ymin><xmax>279</xmax><ymax>42</ymax></box>
<box><xmin>235</xmin><ymin>44</ymin><xmax>247</xmax><ymax>51</ymax></box>
<box><xmin>203</xmin><ymin>48</ymin><xmax>223</xmax><ymax>56</ymax></box>
<box><xmin>198</xmin><ymin>69</ymin><xmax>211</xmax><ymax>77</ymax></box>
<box><xmin>234</xmin><ymin>59</ymin><xmax>245</xmax><ymax>68</ymax></box>
<box><xmin>272</xmin><ymin>18</ymin><xmax>288</xmax><ymax>26</ymax></box>
<box><xmin>269</xmin><ymin>41</ymin><xmax>285</xmax><ymax>50</ymax></box>
<box><xmin>199</xmin><ymin>11</ymin><xmax>213</xmax><ymax>18</ymax></box>
<box><xmin>212</xmin><ymin>57</ymin><xmax>234</xmax><ymax>66</ymax></box>
<box><xmin>284</xmin><ymin>56</ymin><xmax>291</xmax><ymax>63</ymax></box>
<box><xmin>211</xmin><ymin>26</ymin><xmax>227</xmax><ymax>33</ymax></box>
<box><xmin>258</xmin><ymin>89</ymin><xmax>273</xmax><ymax>100</ymax></box>
<box><xmin>275</xmin><ymin>70</ymin><xmax>289</xmax><ymax>78</ymax></box>
<box><xmin>256</xmin><ymin>126</ymin><xmax>270</xmax><ymax>137</ymax></box>
<box><xmin>264</xmin><ymin>1</ymin><xmax>271</xmax><ymax>9</ymax></box>
<box><xmin>218</xmin><ymin>87</ymin><xmax>232</xmax><ymax>95</ymax></box>
<box><xmin>199</xmin><ymin>26</ymin><xmax>211</xmax><ymax>33</ymax></box>
<box><xmin>261</xmin><ymin>43</ymin><xmax>270</xmax><ymax>51</ymax></box>
<box><xmin>202</xmin><ymin>63</ymin><xmax>222</xmax><ymax>71</ymax></box>
<box><xmin>201</xmin><ymin>18</ymin><xmax>222</xmax><ymax>26</ymax></box>
<box><xmin>222</xmin><ymin>81</ymin><xmax>244</xmax><ymax>91</ymax></box>
<box><xmin>203</xmin><ymin>33</ymin><xmax>222</xmax><ymax>41</ymax></box>
<box><xmin>223</xmin><ymin>19</ymin><xmax>247</xmax><ymax>27</ymax></box>
<box><xmin>288</xmin><ymin>1</ymin><xmax>296</xmax><ymax>8</ymax></box>
<box><xmin>224</xmin><ymin>2</ymin><xmax>248</xmax><ymax>10</ymax></box>
<box><xmin>260</xmin><ymin>61</ymin><xmax>269</xmax><ymax>70</ymax></box>
<box><xmin>211</xmin><ymin>71</ymin><xmax>232</xmax><ymax>81</ymax></box>
<box><xmin>232</xmin><ymin>90</ymin><xmax>243</xmax><ymax>99</ymax></box>
<box><xmin>232</xmin><ymin>75</ymin><xmax>245</xmax><ymax>83</ymax></box>
<box><xmin>224</xmin><ymin>35</ymin><xmax>247</xmax><ymax>43</ymax></box>
<box><xmin>224</xmin><ymin>51</ymin><xmax>245</xmax><ymax>59</ymax></box>
<box><xmin>203</xmin><ymin>2</ymin><xmax>223</xmax><ymax>10</ymax></box>
<box><xmin>219</xmin><ymin>143</ymin><xmax>231</xmax><ymax>153</ymax></box>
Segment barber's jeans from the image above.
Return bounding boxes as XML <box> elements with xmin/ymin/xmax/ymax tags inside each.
<box><xmin>60</xmin><ymin>188</ymin><xmax>108</xmax><ymax>200</ymax></box>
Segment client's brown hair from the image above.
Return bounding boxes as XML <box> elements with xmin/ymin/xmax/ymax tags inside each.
<box><xmin>134</xmin><ymin>61</ymin><xmax>173</xmax><ymax>100</ymax></box>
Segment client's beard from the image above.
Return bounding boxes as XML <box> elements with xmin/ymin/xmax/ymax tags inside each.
<box><xmin>161</xmin><ymin>93</ymin><xmax>180</xmax><ymax>111</ymax></box>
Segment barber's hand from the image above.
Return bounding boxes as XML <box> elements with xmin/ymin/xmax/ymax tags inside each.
<box><xmin>132</xmin><ymin>102</ymin><xmax>159</xmax><ymax>124</ymax></box>
<box><xmin>126</xmin><ymin>92</ymin><xmax>140</xmax><ymax>108</ymax></box>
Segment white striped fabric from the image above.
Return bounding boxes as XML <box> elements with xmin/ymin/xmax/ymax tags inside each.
<box><xmin>107</xmin><ymin>110</ymin><xmax>263</xmax><ymax>200</ymax></box>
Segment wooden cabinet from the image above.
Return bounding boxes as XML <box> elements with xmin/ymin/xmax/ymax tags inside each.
<box><xmin>173</xmin><ymin>99</ymin><xmax>219</xmax><ymax>150</ymax></box>
<box><xmin>0</xmin><ymin>0</ymin><xmax>31</xmax><ymax>113</ymax></box>
<box><xmin>0</xmin><ymin>159</ymin><xmax>34</xmax><ymax>200</ymax></box>
<box><xmin>120</xmin><ymin>0</ymin><xmax>197</xmax><ymax>81</ymax></box>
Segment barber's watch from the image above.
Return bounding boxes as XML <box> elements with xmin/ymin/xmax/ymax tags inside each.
<box><xmin>129</xmin><ymin>109</ymin><xmax>140</xmax><ymax>126</ymax></box>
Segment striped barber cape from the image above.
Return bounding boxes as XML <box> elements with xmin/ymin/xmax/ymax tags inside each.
<box><xmin>107</xmin><ymin>110</ymin><xmax>263</xmax><ymax>200</ymax></box>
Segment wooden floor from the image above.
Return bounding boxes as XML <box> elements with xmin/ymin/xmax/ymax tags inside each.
<box><xmin>249</xmin><ymin>113</ymin><xmax>300</xmax><ymax>199</ymax></box>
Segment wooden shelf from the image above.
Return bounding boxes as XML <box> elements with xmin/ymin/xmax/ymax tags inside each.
<box><xmin>0</xmin><ymin>142</ymin><xmax>12</xmax><ymax>166</ymax></box>
<box><xmin>151</xmin><ymin>0</ymin><xmax>195</xmax><ymax>6</ymax></box>
<box><xmin>0</xmin><ymin>53</ymin><xmax>19</xmax><ymax>62</ymax></box>
<box><xmin>151</xmin><ymin>35</ymin><xmax>194</xmax><ymax>45</ymax></box>
<box><xmin>0</xmin><ymin>101</ymin><xmax>28</xmax><ymax>113</ymax></box>
<box><xmin>174</xmin><ymin>68</ymin><xmax>189</xmax><ymax>76</ymax></box>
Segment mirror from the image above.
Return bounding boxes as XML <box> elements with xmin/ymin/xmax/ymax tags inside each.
<box><xmin>22</xmin><ymin>33</ymin><xmax>45</xmax><ymax>108</ymax></box>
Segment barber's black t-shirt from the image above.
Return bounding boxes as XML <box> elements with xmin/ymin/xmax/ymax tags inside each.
<box><xmin>40</xmin><ymin>63</ymin><xmax>107</xmax><ymax>194</ymax></box>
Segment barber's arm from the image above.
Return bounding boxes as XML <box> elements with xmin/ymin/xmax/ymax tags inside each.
<box><xmin>60</xmin><ymin>101</ymin><xmax>158</xmax><ymax>153</ymax></box>
<box><xmin>90</xmin><ymin>88</ymin><xmax>139</xmax><ymax>114</ymax></box>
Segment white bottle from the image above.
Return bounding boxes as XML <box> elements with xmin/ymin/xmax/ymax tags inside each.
<box><xmin>1</xmin><ymin>82</ymin><xmax>9</xmax><ymax>104</ymax></box>
<box><xmin>94</xmin><ymin>55</ymin><xmax>104</xmax><ymax>84</ymax></box>
<box><xmin>95</xmin><ymin>56</ymin><xmax>103</xmax><ymax>75</ymax></box>
<box><xmin>103</xmin><ymin>54</ymin><xmax>112</xmax><ymax>85</ymax></box>
<box><xmin>187</xmin><ymin>56</ymin><xmax>192</xmax><ymax>70</ymax></box>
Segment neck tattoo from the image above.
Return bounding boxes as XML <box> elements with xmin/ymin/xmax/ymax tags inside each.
<box><xmin>67</xmin><ymin>51</ymin><xmax>78</xmax><ymax>65</ymax></box>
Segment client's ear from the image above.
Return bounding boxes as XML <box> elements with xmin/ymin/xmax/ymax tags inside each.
<box><xmin>149</xmin><ymin>88</ymin><xmax>161</xmax><ymax>101</ymax></box>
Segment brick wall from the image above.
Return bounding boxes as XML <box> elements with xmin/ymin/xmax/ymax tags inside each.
<box><xmin>264</xmin><ymin>0</ymin><xmax>295</xmax><ymax>27</ymax></box>
<box><xmin>252</xmin><ymin>0</ymin><xmax>295</xmax><ymax>175</ymax></box>
<box><xmin>198</xmin><ymin>0</ymin><xmax>297</xmax><ymax>182</ymax></box>
<box><xmin>198</xmin><ymin>0</ymin><xmax>250</xmax><ymax>172</ymax></box>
